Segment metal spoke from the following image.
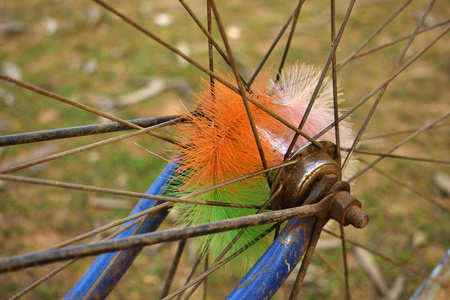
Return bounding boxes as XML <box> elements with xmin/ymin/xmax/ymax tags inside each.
<box><xmin>274</xmin><ymin>0</ymin><xmax>305</xmax><ymax>83</ymax></box>
<box><xmin>82</xmin><ymin>214</ymin><xmax>150</xmax><ymax>299</ymax></box>
<box><xmin>0</xmin><ymin>74</ymin><xmax>176</xmax><ymax>145</ymax></box>
<box><xmin>0</xmin><ymin>174</ymin><xmax>261</xmax><ymax>209</ymax></box>
<box><xmin>178</xmin><ymin>0</ymin><xmax>248</xmax><ymax>88</ymax></box>
<box><xmin>175</xmin><ymin>186</ymin><xmax>283</xmax><ymax>298</ymax></box>
<box><xmin>207</xmin><ymin>0</ymin><xmax>215</xmax><ymax>89</ymax></box>
<box><xmin>90</xmin><ymin>1</ymin><xmax>323</xmax><ymax>149</ymax></box>
<box><xmin>0</xmin><ymin>116</ymin><xmax>184</xmax><ymax>174</ymax></box>
<box><xmin>323</xmin><ymin>229</ymin><xmax>446</xmax><ymax>286</ymax></box>
<box><xmin>175</xmin><ymin>256</ymin><xmax>202</xmax><ymax>300</ymax></box>
<box><xmin>361</xmin><ymin>123</ymin><xmax>448</xmax><ymax>141</ymax></box>
<box><xmin>0</xmin><ymin>115</ymin><xmax>182</xmax><ymax>147</ymax></box>
<box><xmin>341</xmin><ymin>0</ymin><xmax>437</xmax><ymax>173</ymax></box>
<box><xmin>202</xmin><ymin>254</ymin><xmax>208</xmax><ymax>300</ymax></box>
<box><xmin>348</xmin><ymin>112</ymin><xmax>449</xmax><ymax>183</ymax></box>
<box><xmin>342</xmin><ymin>148</ymin><xmax>450</xmax><ymax>164</ymax></box>
<box><xmin>289</xmin><ymin>218</ymin><xmax>327</xmax><ymax>299</ymax></box>
<box><xmin>248</xmin><ymin>0</ymin><xmax>304</xmax><ymax>87</ymax></box>
<box><xmin>10</xmin><ymin>259</ymin><xmax>77</xmax><ymax>300</ymax></box>
<box><xmin>56</xmin><ymin>203</ymin><xmax>172</xmax><ymax>249</ymax></box>
<box><xmin>13</xmin><ymin>209</ymin><xmax>159</xmax><ymax>298</ymax></box>
<box><xmin>166</xmin><ymin>224</ymin><xmax>278</xmax><ymax>300</ymax></box>
<box><xmin>314</xmin><ymin>25</ymin><xmax>450</xmax><ymax>141</ymax></box>
<box><xmin>360</xmin><ymin>158</ymin><xmax>450</xmax><ymax>211</ymax></box>
<box><xmin>0</xmin><ymin>205</ymin><xmax>318</xmax><ymax>273</ymax></box>
<box><xmin>345</xmin><ymin>19</ymin><xmax>450</xmax><ymax>64</ymax></box>
<box><xmin>337</xmin><ymin>0</ymin><xmax>413</xmax><ymax>71</ymax></box>
<box><xmin>330</xmin><ymin>0</ymin><xmax>341</xmax><ymax>167</ymax></box>
<box><xmin>208</xmin><ymin>0</ymin><xmax>270</xmax><ymax>177</ymax></box>
<box><xmin>339</xmin><ymin>224</ymin><xmax>350</xmax><ymax>300</ymax></box>
<box><xmin>161</xmin><ymin>240</ymin><xmax>187</xmax><ymax>298</ymax></box>
<box><xmin>284</xmin><ymin>0</ymin><xmax>357</xmax><ymax>159</ymax></box>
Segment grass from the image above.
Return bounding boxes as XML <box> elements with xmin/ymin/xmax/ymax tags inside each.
<box><xmin>1</xmin><ymin>0</ymin><xmax>449</xmax><ymax>299</ymax></box>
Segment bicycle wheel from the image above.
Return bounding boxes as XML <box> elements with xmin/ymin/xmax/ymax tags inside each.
<box><xmin>1</xmin><ymin>0</ymin><xmax>448</xmax><ymax>299</ymax></box>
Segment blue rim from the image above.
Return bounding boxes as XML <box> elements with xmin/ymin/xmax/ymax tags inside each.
<box><xmin>65</xmin><ymin>162</ymin><xmax>176</xmax><ymax>299</ymax></box>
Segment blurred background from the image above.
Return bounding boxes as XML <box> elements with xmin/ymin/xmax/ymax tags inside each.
<box><xmin>0</xmin><ymin>0</ymin><xmax>449</xmax><ymax>299</ymax></box>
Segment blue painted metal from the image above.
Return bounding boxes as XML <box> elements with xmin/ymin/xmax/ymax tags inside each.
<box><xmin>226</xmin><ymin>215</ymin><xmax>316</xmax><ymax>299</ymax></box>
<box><xmin>65</xmin><ymin>162</ymin><xmax>176</xmax><ymax>299</ymax></box>
<box><xmin>410</xmin><ymin>248</ymin><xmax>450</xmax><ymax>300</ymax></box>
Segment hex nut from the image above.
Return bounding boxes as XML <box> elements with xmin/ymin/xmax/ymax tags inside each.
<box><xmin>329</xmin><ymin>191</ymin><xmax>361</xmax><ymax>226</ymax></box>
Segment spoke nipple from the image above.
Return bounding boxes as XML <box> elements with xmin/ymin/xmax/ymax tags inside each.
<box><xmin>345</xmin><ymin>206</ymin><xmax>369</xmax><ymax>228</ymax></box>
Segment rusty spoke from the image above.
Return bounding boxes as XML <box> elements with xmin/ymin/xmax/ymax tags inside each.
<box><xmin>0</xmin><ymin>204</ymin><xmax>319</xmax><ymax>273</ymax></box>
<box><xmin>348</xmin><ymin>112</ymin><xmax>449</xmax><ymax>183</ymax></box>
<box><xmin>0</xmin><ymin>116</ymin><xmax>183</xmax><ymax>174</ymax></box>
<box><xmin>361</xmin><ymin>123</ymin><xmax>448</xmax><ymax>141</ymax></box>
<box><xmin>284</xmin><ymin>0</ymin><xmax>357</xmax><ymax>159</ymax></box>
<box><xmin>323</xmin><ymin>229</ymin><xmax>446</xmax><ymax>286</ymax></box>
<box><xmin>344</xmin><ymin>19</ymin><xmax>450</xmax><ymax>64</ymax></box>
<box><xmin>0</xmin><ymin>174</ymin><xmax>262</xmax><ymax>209</ymax></box>
<box><xmin>9</xmin><ymin>259</ymin><xmax>78</xmax><ymax>300</ymax></box>
<box><xmin>314</xmin><ymin>25</ymin><xmax>449</xmax><ymax>141</ymax></box>
<box><xmin>0</xmin><ymin>115</ymin><xmax>183</xmax><ymax>147</ymax></box>
<box><xmin>166</xmin><ymin>224</ymin><xmax>278</xmax><ymax>300</ymax></box>
<box><xmin>0</xmin><ymin>74</ymin><xmax>177</xmax><ymax>145</ymax></box>
<box><xmin>209</xmin><ymin>0</ymin><xmax>270</xmax><ymax>179</ymax></box>
<box><xmin>337</xmin><ymin>0</ymin><xmax>413</xmax><ymax>71</ymax></box>
<box><xmin>359</xmin><ymin>158</ymin><xmax>450</xmax><ymax>211</ymax></box>
<box><xmin>330</xmin><ymin>0</ymin><xmax>341</xmax><ymax>167</ymax></box>
<box><xmin>175</xmin><ymin>186</ymin><xmax>283</xmax><ymax>298</ymax></box>
<box><xmin>341</xmin><ymin>0</ymin><xmax>437</xmax><ymax>173</ymax></box>
<box><xmin>342</xmin><ymin>148</ymin><xmax>450</xmax><ymax>164</ymax></box>
<box><xmin>289</xmin><ymin>217</ymin><xmax>327</xmax><ymax>299</ymax></box>
<box><xmin>175</xmin><ymin>256</ymin><xmax>202</xmax><ymax>300</ymax></box>
<box><xmin>161</xmin><ymin>240</ymin><xmax>187</xmax><ymax>298</ymax></box>
<box><xmin>248</xmin><ymin>0</ymin><xmax>304</xmax><ymax>87</ymax></box>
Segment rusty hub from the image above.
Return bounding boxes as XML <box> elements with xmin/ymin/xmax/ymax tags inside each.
<box><xmin>272</xmin><ymin>141</ymin><xmax>369</xmax><ymax>229</ymax></box>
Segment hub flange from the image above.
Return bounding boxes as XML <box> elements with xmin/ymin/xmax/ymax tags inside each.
<box><xmin>271</xmin><ymin>141</ymin><xmax>341</xmax><ymax>209</ymax></box>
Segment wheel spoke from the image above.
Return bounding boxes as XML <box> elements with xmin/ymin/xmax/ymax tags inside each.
<box><xmin>160</xmin><ymin>239</ymin><xmax>187</xmax><ymax>298</ymax></box>
<box><xmin>337</xmin><ymin>0</ymin><xmax>413</xmax><ymax>71</ymax></box>
<box><xmin>360</xmin><ymin>158</ymin><xmax>450</xmax><ymax>211</ymax></box>
<box><xmin>2</xmin><ymin>1</ymin><xmax>448</xmax><ymax>298</ymax></box>
<box><xmin>323</xmin><ymin>229</ymin><xmax>446</xmax><ymax>287</ymax></box>
<box><xmin>285</xmin><ymin>0</ymin><xmax>357</xmax><ymax>159</ymax></box>
<box><xmin>248</xmin><ymin>0</ymin><xmax>304</xmax><ymax>87</ymax></box>
<box><xmin>330</xmin><ymin>0</ymin><xmax>341</xmax><ymax>167</ymax></box>
<box><xmin>314</xmin><ymin>25</ymin><xmax>450</xmax><ymax>141</ymax></box>
<box><xmin>0</xmin><ymin>204</ymin><xmax>319</xmax><ymax>273</ymax></box>
<box><xmin>345</xmin><ymin>19</ymin><xmax>450</xmax><ymax>64</ymax></box>
<box><xmin>0</xmin><ymin>174</ymin><xmax>261</xmax><ymax>209</ymax></box>
<box><xmin>178</xmin><ymin>0</ymin><xmax>248</xmax><ymax>88</ymax></box>
<box><xmin>209</xmin><ymin>0</ymin><xmax>272</xmax><ymax>177</ymax></box>
<box><xmin>348</xmin><ymin>112</ymin><xmax>449</xmax><ymax>183</ymax></box>
<box><xmin>361</xmin><ymin>123</ymin><xmax>448</xmax><ymax>141</ymax></box>
<box><xmin>339</xmin><ymin>225</ymin><xmax>350</xmax><ymax>300</ymax></box>
<box><xmin>274</xmin><ymin>0</ymin><xmax>305</xmax><ymax>83</ymax></box>
<box><xmin>341</xmin><ymin>0</ymin><xmax>437</xmax><ymax>173</ymax></box>
<box><xmin>10</xmin><ymin>259</ymin><xmax>78</xmax><ymax>300</ymax></box>
<box><xmin>166</xmin><ymin>224</ymin><xmax>278</xmax><ymax>300</ymax></box>
<box><xmin>0</xmin><ymin>115</ymin><xmax>183</xmax><ymax>147</ymax></box>
<box><xmin>0</xmin><ymin>74</ymin><xmax>177</xmax><ymax>145</ymax></box>
<box><xmin>342</xmin><ymin>148</ymin><xmax>450</xmax><ymax>165</ymax></box>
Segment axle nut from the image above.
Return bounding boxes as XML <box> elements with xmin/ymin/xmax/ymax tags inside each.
<box><xmin>329</xmin><ymin>191</ymin><xmax>369</xmax><ymax>228</ymax></box>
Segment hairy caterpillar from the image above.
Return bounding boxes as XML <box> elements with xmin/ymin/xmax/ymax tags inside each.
<box><xmin>169</xmin><ymin>63</ymin><xmax>355</xmax><ymax>272</ymax></box>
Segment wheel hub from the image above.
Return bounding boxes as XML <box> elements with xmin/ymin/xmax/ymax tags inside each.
<box><xmin>271</xmin><ymin>141</ymin><xmax>341</xmax><ymax>209</ymax></box>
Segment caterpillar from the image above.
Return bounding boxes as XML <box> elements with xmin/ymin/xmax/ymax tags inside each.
<box><xmin>169</xmin><ymin>63</ymin><xmax>355</xmax><ymax>273</ymax></box>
